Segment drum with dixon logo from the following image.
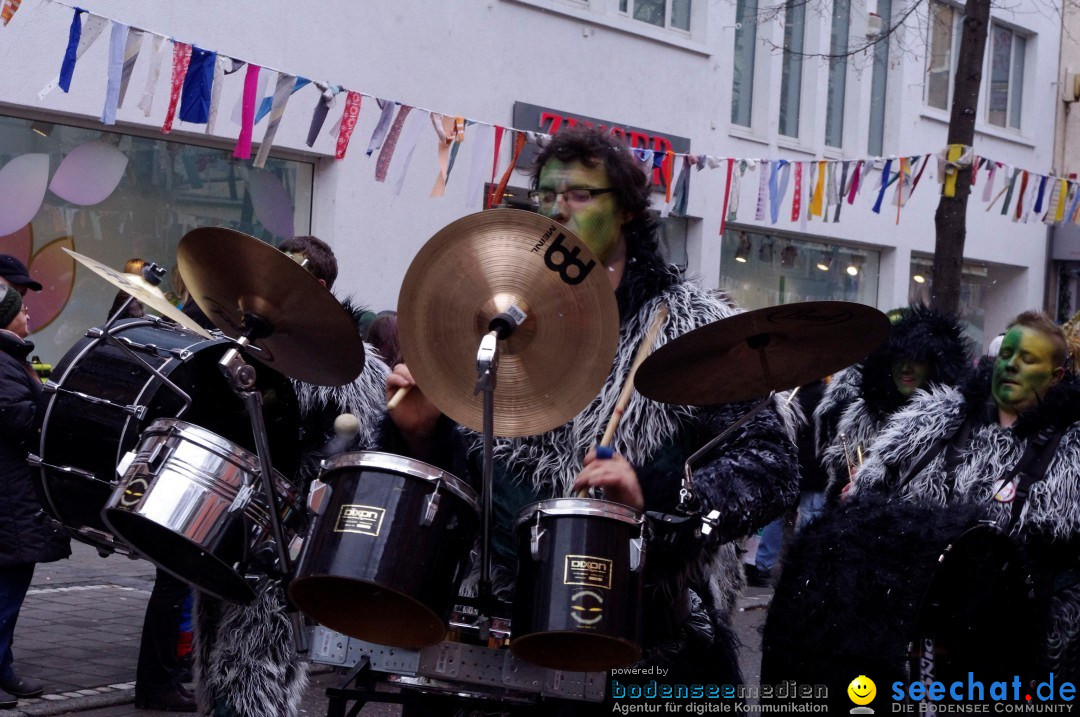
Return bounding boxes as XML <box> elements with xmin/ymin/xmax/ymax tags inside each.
<box><xmin>510</xmin><ymin>498</ymin><xmax>645</xmax><ymax>672</ymax></box>
<box><xmin>289</xmin><ymin>452</ymin><xmax>480</xmax><ymax>648</ymax></box>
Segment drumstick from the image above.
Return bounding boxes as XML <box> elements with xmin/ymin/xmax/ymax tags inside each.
<box><xmin>577</xmin><ymin>304</ymin><xmax>669</xmax><ymax>498</ymax></box>
<box><xmin>387</xmin><ymin>385</ymin><xmax>410</xmax><ymax>411</ymax></box>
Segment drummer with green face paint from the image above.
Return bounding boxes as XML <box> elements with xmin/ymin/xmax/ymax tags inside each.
<box><xmin>992</xmin><ymin>319</ymin><xmax>1067</xmax><ymax>427</ymax></box>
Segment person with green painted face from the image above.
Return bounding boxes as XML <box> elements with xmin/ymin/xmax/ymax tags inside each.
<box><xmin>385</xmin><ymin>126</ymin><xmax>799</xmax><ymax>707</ymax></box>
<box><xmin>849</xmin><ymin>311</ymin><xmax>1080</xmax><ymax>681</ymax></box>
<box><xmin>814</xmin><ymin>305</ymin><xmax>972</xmax><ymax>502</ymax></box>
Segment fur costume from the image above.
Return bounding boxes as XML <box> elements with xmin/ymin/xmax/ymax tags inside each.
<box><xmin>850</xmin><ymin>364</ymin><xmax>1080</xmax><ymax>681</ymax></box>
<box><xmin>193</xmin><ymin>297</ymin><xmax>390</xmax><ymax>717</ymax></box>
<box><xmin>814</xmin><ymin>306</ymin><xmax>970</xmax><ymax>497</ymax></box>
<box><xmin>386</xmin><ymin>254</ymin><xmax>801</xmax><ymax>689</ymax></box>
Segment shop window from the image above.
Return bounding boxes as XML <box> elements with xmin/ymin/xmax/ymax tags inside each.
<box><xmin>719</xmin><ymin>227</ymin><xmax>879</xmax><ymax>308</ymax></box>
<box><xmin>908</xmin><ymin>256</ymin><xmax>989</xmax><ymax>346</ymax></box>
<box><xmin>0</xmin><ymin>114</ymin><xmax>313</xmax><ymax>365</ymax></box>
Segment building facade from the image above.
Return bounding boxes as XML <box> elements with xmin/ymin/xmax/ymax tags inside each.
<box><xmin>0</xmin><ymin>0</ymin><xmax>1062</xmax><ymax>363</ymax></box>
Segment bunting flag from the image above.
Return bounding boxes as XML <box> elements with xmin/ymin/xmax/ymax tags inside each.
<box><xmin>366</xmin><ymin>99</ymin><xmax>397</xmax><ymax>156</ymax></box>
<box><xmin>662</xmin><ymin>150</ymin><xmax>675</xmax><ymax>204</ymax></box>
<box><xmin>791</xmin><ymin>162</ymin><xmax>803</xmax><ymax>222</ymax></box>
<box><xmin>998</xmin><ymin>168</ymin><xmax>1019</xmax><ymax>216</ymax></box>
<box><xmin>755</xmin><ymin>160</ymin><xmax>769</xmax><ymax>221</ymax></box>
<box><xmin>719</xmin><ymin>158</ymin><xmax>735</xmax><ymax>236</ymax></box>
<box><xmin>833</xmin><ymin>161</ymin><xmax>849</xmax><ymax>221</ymax></box>
<box><xmin>846</xmin><ymin>160</ymin><xmax>863</xmax><ymax>204</ymax></box>
<box><xmin>43</xmin><ymin>10</ymin><xmax>108</xmax><ymax>97</ymax></box>
<box><xmin>387</xmin><ymin>109</ymin><xmax>429</xmax><ymax>196</ymax></box>
<box><xmin>489</xmin><ymin>131</ymin><xmax>528</xmax><ymax>207</ymax></box>
<box><xmin>809</xmin><ymin>160</ymin><xmax>825</xmax><ymax>218</ymax></box>
<box><xmin>178</xmin><ymin>46</ymin><xmax>216</xmax><ymax>125</ymax></box>
<box><xmin>431</xmin><ymin>113</ymin><xmax>457</xmax><ymax>197</ymax></box>
<box><xmin>662</xmin><ymin>155</ymin><xmax>690</xmax><ymax>219</ymax></box>
<box><xmin>255</xmin><ymin>78</ymin><xmax>310</xmax><ymax>124</ymax></box>
<box><xmin>137</xmin><ymin>34</ymin><xmax>168</xmax><ymax>117</ymax></box>
<box><xmin>445</xmin><ymin>117</ymin><xmax>467</xmax><ymax>181</ymax></box>
<box><xmin>724</xmin><ymin>160</ymin><xmax>744</xmax><ymax>223</ymax></box>
<box><xmin>307</xmin><ymin>84</ymin><xmax>341</xmax><ymax>147</ymax></box>
<box><xmin>1034</xmin><ymin>176</ymin><xmax>1048</xmax><ymax>215</ymax></box>
<box><xmin>894</xmin><ymin>158</ymin><xmax>906</xmax><ymax>224</ymax></box>
<box><xmin>207</xmin><ymin>57</ymin><xmax>243</xmax><ymax>134</ymax></box>
<box><xmin>375</xmin><ymin>104</ymin><xmax>413</xmax><ymax>182</ymax></box>
<box><xmin>233</xmin><ymin>63</ymin><xmax>261</xmax><ymax>159</ymax></box>
<box><xmin>116</xmin><ymin>28</ymin><xmax>144</xmax><ymax>109</ymax></box>
<box><xmin>333</xmin><ymin>91</ymin><xmax>363</xmax><ymax>159</ymax></box>
<box><xmin>161</xmin><ymin>42</ymin><xmax>192</xmax><ymax>134</ymax></box>
<box><xmin>466</xmin><ymin>123</ymin><xmax>496</xmax><ymax>210</ymax></box>
<box><xmin>770</xmin><ymin>160</ymin><xmax>791</xmax><ymax>225</ymax></box>
<box><xmin>1</xmin><ymin>0</ymin><xmax>23</xmax><ymax>26</ymax></box>
<box><xmin>1013</xmin><ymin>171</ymin><xmax>1030</xmax><ymax>222</ymax></box>
<box><xmin>981</xmin><ymin>163</ymin><xmax>999</xmax><ymax>203</ymax></box>
<box><xmin>253</xmin><ymin>72</ymin><xmax>297</xmax><ymax>168</ymax></box>
<box><xmin>101</xmin><ymin>22</ymin><xmax>129</xmax><ymax>125</ymax></box>
<box><xmin>486</xmin><ymin>126</ymin><xmax>505</xmax><ymax>209</ymax></box>
<box><xmin>872</xmin><ymin>160</ymin><xmax>893</xmax><ymax>214</ymax></box>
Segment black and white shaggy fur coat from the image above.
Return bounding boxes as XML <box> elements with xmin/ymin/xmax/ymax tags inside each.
<box><xmin>192</xmin><ymin>298</ymin><xmax>390</xmax><ymax>717</ymax></box>
<box><xmin>850</xmin><ymin>365</ymin><xmax>1080</xmax><ymax>681</ymax></box>
<box><xmin>450</xmin><ymin>257</ymin><xmax>801</xmax><ymax>683</ymax></box>
<box><xmin>814</xmin><ymin>306</ymin><xmax>970</xmax><ymax>498</ymax></box>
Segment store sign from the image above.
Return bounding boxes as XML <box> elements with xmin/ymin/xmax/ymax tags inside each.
<box><xmin>513</xmin><ymin>102</ymin><xmax>690</xmax><ymax>187</ymax></box>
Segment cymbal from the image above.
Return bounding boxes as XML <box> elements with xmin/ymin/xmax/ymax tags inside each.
<box><xmin>635</xmin><ymin>301</ymin><xmax>890</xmax><ymax>405</ymax></box>
<box><xmin>398</xmin><ymin>209</ymin><xmax>619</xmax><ymax>437</ymax></box>
<box><xmin>63</xmin><ymin>248</ymin><xmax>212</xmax><ymax>339</ymax></box>
<box><xmin>177</xmin><ymin>227</ymin><xmax>364</xmax><ymax>387</ymax></box>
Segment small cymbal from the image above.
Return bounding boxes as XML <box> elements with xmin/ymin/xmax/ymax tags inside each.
<box><xmin>177</xmin><ymin>227</ymin><xmax>364</xmax><ymax>387</ymax></box>
<box><xmin>398</xmin><ymin>209</ymin><xmax>619</xmax><ymax>437</ymax></box>
<box><xmin>64</xmin><ymin>248</ymin><xmax>212</xmax><ymax>338</ymax></box>
<box><xmin>635</xmin><ymin>301</ymin><xmax>890</xmax><ymax>405</ymax></box>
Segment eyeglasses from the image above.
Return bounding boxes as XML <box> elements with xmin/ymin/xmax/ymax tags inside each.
<box><xmin>529</xmin><ymin>187</ymin><xmax>616</xmax><ymax>209</ymax></box>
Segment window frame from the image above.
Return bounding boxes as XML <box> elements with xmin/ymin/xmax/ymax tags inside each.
<box><xmin>619</xmin><ymin>0</ymin><xmax>693</xmax><ymax>33</ymax></box>
<box><xmin>985</xmin><ymin>21</ymin><xmax>1027</xmax><ymax>131</ymax></box>
<box><xmin>778</xmin><ymin>0</ymin><xmax>807</xmax><ymax>139</ymax></box>
<box><xmin>924</xmin><ymin>0</ymin><xmax>963</xmax><ymax>111</ymax></box>
<box><xmin>824</xmin><ymin>0</ymin><xmax>852</xmax><ymax>148</ymax></box>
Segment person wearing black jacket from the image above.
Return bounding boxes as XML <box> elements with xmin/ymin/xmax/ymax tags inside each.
<box><xmin>0</xmin><ymin>285</ymin><xmax>70</xmax><ymax>709</ymax></box>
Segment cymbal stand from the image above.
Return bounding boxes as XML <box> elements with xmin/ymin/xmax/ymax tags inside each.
<box><xmin>473</xmin><ymin>330</ymin><xmax>499</xmax><ymax>636</ymax></box>
<box><xmin>679</xmin><ymin>332</ymin><xmax>779</xmax><ymax>524</ymax></box>
<box><xmin>217</xmin><ymin>313</ymin><xmax>306</xmax><ymax>652</ymax></box>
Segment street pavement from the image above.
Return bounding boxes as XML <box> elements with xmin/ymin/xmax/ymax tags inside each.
<box><xmin>0</xmin><ymin>541</ymin><xmax>772</xmax><ymax>717</ymax></box>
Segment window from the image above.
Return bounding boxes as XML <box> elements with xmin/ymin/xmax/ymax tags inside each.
<box><xmin>720</xmin><ymin>227</ymin><xmax>880</xmax><ymax>308</ymax></box>
<box><xmin>868</xmin><ymin>0</ymin><xmax>892</xmax><ymax>154</ymax></box>
<box><xmin>987</xmin><ymin>24</ymin><xmax>1025</xmax><ymax>129</ymax></box>
<box><xmin>909</xmin><ymin>257</ymin><xmax>991</xmax><ymax>347</ymax></box>
<box><xmin>619</xmin><ymin>0</ymin><xmax>692</xmax><ymax>31</ymax></box>
<box><xmin>779</xmin><ymin>0</ymin><xmax>806</xmax><ymax>138</ymax></box>
<box><xmin>731</xmin><ymin>0</ymin><xmax>758</xmax><ymax>127</ymax></box>
<box><xmin>825</xmin><ymin>0</ymin><xmax>851</xmax><ymax>147</ymax></box>
<box><xmin>0</xmin><ymin>114</ymin><xmax>313</xmax><ymax>365</ymax></box>
<box><xmin>926</xmin><ymin>1</ymin><xmax>962</xmax><ymax>110</ymax></box>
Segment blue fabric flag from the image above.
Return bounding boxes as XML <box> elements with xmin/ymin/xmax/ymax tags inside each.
<box><xmin>769</xmin><ymin>160</ymin><xmax>790</xmax><ymax>225</ymax></box>
<box><xmin>872</xmin><ymin>159</ymin><xmax>893</xmax><ymax>214</ymax></box>
<box><xmin>58</xmin><ymin>9</ymin><xmax>83</xmax><ymax>93</ymax></box>
<box><xmin>178</xmin><ymin>46</ymin><xmax>217</xmax><ymax>124</ymax></box>
<box><xmin>1034</xmin><ymin>176</ymin><xmax>1048</xmax><ymax>215</ymax></box>
<box><xmin>255</xmin><ymin>78</ymin><xmax>311</xmax><ymax>124</ymax></box>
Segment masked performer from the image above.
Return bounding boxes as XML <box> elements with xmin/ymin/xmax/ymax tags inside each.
<box><xmin>385</xmin><ymin>126</ymin><xmax>799</xmax><ymax>703</ymax></box>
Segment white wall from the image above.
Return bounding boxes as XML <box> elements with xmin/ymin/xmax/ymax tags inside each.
<box><xmin>0</xmin><ymin>0</ymin><xmax>1061</xmax><ymax>323</ymax></box>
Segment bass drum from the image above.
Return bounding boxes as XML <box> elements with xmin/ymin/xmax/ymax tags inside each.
<box><xmin>761</xmin><ymin>496</ymin><xmax>1040</xmax><ymax>711</ymax></box>
<box><xmin>37</xmin><ymin>317</ymin><xmax>300</xmax><ymax>555</ymax></box>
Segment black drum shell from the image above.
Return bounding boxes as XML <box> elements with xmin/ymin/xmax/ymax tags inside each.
<box><xmin>289</xmin><ymin>452</ymin><xmax>480</xmax><ymax>648</ymax></box>
<box><xmin>38</xmin><ymin>318</ymin><xmax>299</xmax><ymax>554</ymax></box>
<box><xmin>510</xmin><ymin>499</ymin><xmax>644</xmax><ymax>672</ymax></box>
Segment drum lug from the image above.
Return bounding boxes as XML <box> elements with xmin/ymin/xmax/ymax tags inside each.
<box><xmin>116</xmin><ymin>450</ymin><xmax>138</xmax><ymax>479</ymax></box>
<box><xmin>230</xmin><ymin>482</ymin><xmax>255</xmax><ymax>514</ymax></box>
<box><xmin>125</xmin><ymin>404</ymin><xmax>148</xmax><ymax>421</ymax></box>
<box><xmin>307</xmin><ymin>479</ymin><xmax>331</xmax><ymax>515</ymax></box>
<box><xmin>27</xmin><ymin>453</ymin><xmax>42</xmax><ymax>468</ymax></box>
<box><xmin>630</xmin><ymin>536</ymin><xmax>645</xmax><ymax>572</ymax></box>
<box><xmin>421</xmin><ymin>488</ymin><xmax>441</xmax><ymax>527</ymax></box>
<box><xmin>42</xmin><ymin>381</ymin><xmax>58</xmax><ymax>394</ymax></box>
<box><xmin>530</xmin><ymin>520</ymin><xmax>546</xmax><ymax>561</ymax></box>
<box><xmin>86</xmin><ymin>327</ymin><xmax>105</xmax><ymax>339</ymax></box>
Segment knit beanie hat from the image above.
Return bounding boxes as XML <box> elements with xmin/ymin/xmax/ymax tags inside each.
<box><xmin>0</xmin><ymin>284</ymin><xmax>22</xmax><ymax>328</ymax></box>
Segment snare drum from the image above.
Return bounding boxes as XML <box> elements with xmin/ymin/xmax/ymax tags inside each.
<box><xmin>36</xmin><ymin>317</ymin><xmax>299</xmax><ymax>555</ymax></box>
<box><xmin>289</xmin><ymin>452</ymin><xmax>480</xmax><ymax>648</ymax></box>
<box><xmin>510</xmin><ymin>498</ymin><xmax>645</xmax><ymax>672</ymax></box>
<box><xmin>103</xmin><ymin>419</ymin><xmax>302</xmax><ymax>603</ymax></box>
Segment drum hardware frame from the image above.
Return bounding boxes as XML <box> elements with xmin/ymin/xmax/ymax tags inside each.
<box><xmin>216</xmin><ymin>314</ymin><xmax>308</xmax><ymax>656</ymax></box>
<box><xmin>474</xmin><ymin>327</ymin><xmax>501</xmax><ymax>634</ymax></box>
<box><xmin>41</xmin><ymin>382</ymin><xmax>150</xmax><ymax>421</ymax></box>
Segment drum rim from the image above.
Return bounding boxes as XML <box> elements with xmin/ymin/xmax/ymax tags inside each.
<box><xmin>514</xmin><ymin>498</ymin><xmax>643</xmax><ymax>527</ymax></box>
<box><xmin>321</xmin><ymin>451</ymin><xmax>479</xmax><ymax>513</ymax></box>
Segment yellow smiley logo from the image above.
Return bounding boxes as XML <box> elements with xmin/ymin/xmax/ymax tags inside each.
<box><xmin>847</xmin><ymin>675</ymin><xmax>876</xmax><ymax>706</ymax></box>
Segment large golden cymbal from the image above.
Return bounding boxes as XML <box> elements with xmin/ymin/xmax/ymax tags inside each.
<box><xmin>177</xmin><ymin>227</ymin><xmax>364</xmax><ymax>387</ymax></box>
<box><xmin>399</xmin><ymin>209</ymin><xmax>619</xmax><ymax>437</ymax></box>
<box><xmin>635</xmin><ymin>301</ymin><xmax>890</xmax><ymax>405</ymax></box>
<box><xmin>64</xmin><ymin>248</ymin><xmax>212</xmax><ymax>338</ymax></box>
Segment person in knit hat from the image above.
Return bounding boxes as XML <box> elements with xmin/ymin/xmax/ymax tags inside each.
<box><xmin>0</xmin><ymin>284</ymin><xmax>70</xmax><ymax>709</ymax></box>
